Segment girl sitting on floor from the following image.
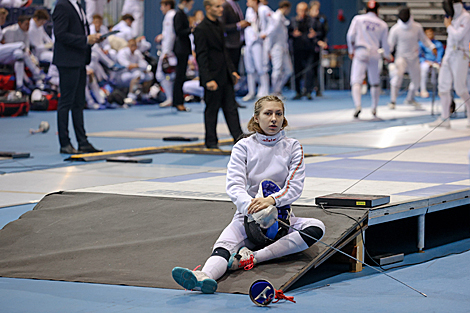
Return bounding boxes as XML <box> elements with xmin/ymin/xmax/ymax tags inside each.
<box><xmin>172</xmin><ymin>95</ymin><xmax>326</xmax><ymax>294</ymax></box>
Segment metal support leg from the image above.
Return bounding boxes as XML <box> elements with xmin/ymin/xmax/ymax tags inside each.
<box><xmin>417</xmin><ymin>214</ymin><xmax>425</xmax><ymax>252</ymax></box>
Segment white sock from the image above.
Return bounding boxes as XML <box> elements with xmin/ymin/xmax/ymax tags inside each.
<box><xmin>370</xmin><ymin>86</ymin><xmax>380</xmax><ymax>110</ymax></box>
<box><xmin>351</xmin><ymin>84</ymin><xmax>362</xmax><ymax>109</ymax></box>
<box><xmin>390</xmin><ymin>85</ymin><xmax>399</xmax><ymax>103</ymax></box>
<box><xmin>201</xmin><ymin>255</ymin><xmax>228</xmax><ymax>281</ymax></box>
<box><xmin>14</xmin><ymin>61</ymin><xmax>24</xmax><ymax>88</ymax></box>
<box><xmin>440</xmin><ymin>92</ymin><xmax>451</xmax><ymax>120</ymax></box>
<box><xmin>160</xmin><ymin>79</ymin><xmax>173</xmax><ymax>101</ymax></box>
<box><xmin>257</xmin><ymin>73</ymin><xmax>270</xmax><ymax>97</ymax></box>
<box><xmin>253</xmin><ymin>232</ymin><xmax>309</xmax><ymax>263</ymax></box>
<box><xmin>246</xmin><ymin>73</ymin><xmax>256</xmax><ymax>96</ymax></box>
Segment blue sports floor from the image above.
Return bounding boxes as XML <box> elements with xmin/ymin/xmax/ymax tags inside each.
<box><xmin>1</xmin><ymin>90</ymin><xmax>470</xmax><ymax>312</ymax></box>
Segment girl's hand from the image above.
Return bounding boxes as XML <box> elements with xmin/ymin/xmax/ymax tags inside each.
<box><xmin>248</xmin><ymin>196</ymin><xmax>276</xmax><ymax>214</ymax></box>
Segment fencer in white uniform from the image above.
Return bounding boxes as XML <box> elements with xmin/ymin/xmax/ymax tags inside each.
<box><xmin>346</xmin><ymin>1</ymin><xmax>391</xmax><ymax>118</ymax></box>
<box><xmin>85</xmin><ymin>0</ymin><xmax>107</xmax><ymax>24</ymax></box>
<box><xmin>258</xmin><ymin>0</ymin><xmax>273</xmax><ymax>76</ymax></box>
<box><xmin>171</xmin><ymin>96</ymin><xmax>325</xmax><ymax>294</ymax></box>
<box><xmin>429</xmin><ymin>0</ymin><xmax>470</xmax><ymax>128</ymax></box>
<box><xmin>264</xmin><ymin>2</ymin><xmax>292</xmax><ymax>97</ymax></box>
<box><xmin>28</xmin><ymin>12</ymin><xmax>54</xmax><ymax>63</ymax></box>
<box><xmin>121</xmin><ymin>0</ymin><xmax>144</xmax><ymax>37</ymax></box>
<box><xmin>387</xmin><ymin>7</ymin><xmax>436</xmax><ymax>109</ymax></box>
<box><xmin>243</xmin><ymin>0</ymin><xmax>269</xmax><ymax>101</ymax></box>
<box><xmin>2</xmin><ymin>16</ymin><xmax>44</xmax><ymax>89</ymax></box>
<box><xmin>155</xmin><ymin>0</ymin><xmax>176</xmax><ymax>107</ymax></box>
<box><xmin>90</xmin><ymin>15</ymin><xmax>117</xmax><ymax>81</ymax></box>
<box><xmin>112</xmin><ymin>16</ymin><xmax>151</xmax><ymax>52</ymax></box>
<box><xmin>115</xmin><ymin>38</ymin><xmax>153</xmax><ymax>99</ymax></box>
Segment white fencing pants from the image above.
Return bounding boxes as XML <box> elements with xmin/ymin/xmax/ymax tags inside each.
<box><xmin>438</xmin><ymin>51</ymin><xmax>470</xmax><ymax>121</ymax></box>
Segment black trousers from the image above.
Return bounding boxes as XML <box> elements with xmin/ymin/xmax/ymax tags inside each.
<box><xmin>173</xmin><ymin>52</ymin><xmax>190</xmax><ymax>107</ymax></box>
<box><xmin>57</xmin><ymin>66</ymin><xmax>88</xmax><ymax>148</ymax></box>
<box><xmin>306</xmin><ymin>51</ymin><xmax>321</xmax><ymax>93</ymax></box>
<box><xmin>226</xmin><ymin>47</ymin><xmax>241</xmax><ymax>73</ymax></box>
<box><xmin>203</xmin><ymin>80</ymin><xmax>243</xmax><ymax>147</ymax></box>
<box><xmin>293</xmin><ymin>49</ymin><xmax>315</xmax><ymax>94</ymax></box>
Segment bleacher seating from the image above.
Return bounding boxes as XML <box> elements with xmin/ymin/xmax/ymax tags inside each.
<box><xmin>362</xmin><ymin>0</ymin><xmax>449</xmax><ymax>42</ymax></box>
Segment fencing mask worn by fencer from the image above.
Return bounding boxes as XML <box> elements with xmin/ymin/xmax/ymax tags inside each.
<box><xmin>398</xmin><ymin>7</ymin><xmax>411</xmax><ymax>23</ymax></box>
<box><xmin>443</xmin><ymin>0</ymin><xmax>462</xmax><ymax>17</ymax></box>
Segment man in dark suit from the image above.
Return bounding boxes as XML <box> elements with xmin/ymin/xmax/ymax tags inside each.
<box><xmin>289</xmin><ymin>1</ymin><xmax>314</xmax><ymax>100</ymax></box>
<box><xmin>52</xmin><ymin>0</ymin><xmax>102</xmax><ymax>154</ymax></box>
<box><xmin>172</xmin><ymin>0</ymin><xmax>194</xmax><ymax>112</ymax></box>
<box><xmin>220</xmin><ymin>0</ymin><xmax>249</xmax><ymax>72</ymax></box>
<box><xmin>194</xmin><ymin>0</ymin><xmax>243</xmax><ymax>149</ymax></box>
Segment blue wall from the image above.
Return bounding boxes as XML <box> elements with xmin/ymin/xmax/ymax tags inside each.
<box><xmin>144</xmin><ymin>0</ymin><xmax>362</xmax><ymax>55</ymax></box>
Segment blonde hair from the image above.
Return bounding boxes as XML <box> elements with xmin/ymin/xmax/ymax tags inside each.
<box><xmin>247</xmin><ymin>95</ymin><xmax>288</xmax><ymax>135</ymax></box>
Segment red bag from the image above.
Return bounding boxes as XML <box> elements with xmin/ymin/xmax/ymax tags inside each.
<box><xmin>0</xmin><ymin>74</ymin><xmax>16</xmax><ymax>90</ymax></box>
<box><xmin>30</xmin><ymin>90</ymin><xmax>60</xmax><ymax>111</ymax></box>
<box><xmin>0</xmin><ymin>96</ymin><xmax>30</xmax><ymax>117</ymax></box>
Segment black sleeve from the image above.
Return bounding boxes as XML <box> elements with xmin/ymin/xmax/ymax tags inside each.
<box><xmin>194</xmin><ymin>26</ymin><xmax>210</xmax><ymax>86</ymax></box>
<box><xmin>52</xmin><ymin>2</ymin><xmax>88</xmax><ymax>49</ymax></box>
<box><xmin>174</xmin><ymin>10</ymin><xmax>191</xmax><ymax>39</ymax></box>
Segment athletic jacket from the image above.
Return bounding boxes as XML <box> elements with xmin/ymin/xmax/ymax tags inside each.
<box><xmin>445</xmin><ymin>5</ymin><xmax>470</xmax><ymax>56</ymax></box>
<box><xmin>226</xmin><ymin>130</ymin><xmax>305</xmax><ymax>216</ymax></box>
<box><xmin>346</xmin><ymin>12</ymin><xmax>390</xmax><ymax>58</ymax></box>
<box><xmin>388</xmin><ymin>18</ymin><xmax>435</xmax><ymax>60</ymax></box>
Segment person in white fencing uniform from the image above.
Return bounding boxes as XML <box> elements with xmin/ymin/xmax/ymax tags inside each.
<box><xmin>171</xmin><ymin>95</ymin><xmax>325</xmax><ymax>294</ymax></box>
<box><xmin>0</xmin><ymin>9</ymin><xmax>35</xmax><ymax>93</ymax></box>
<box><xmin>387</xmin><ymin>7</ymin><xmax>436</xmax><ymax>110</ymax></box>
<box><xmin>258</xmin><ymin>0</ymin><xmax>273</xmax><ymax>85</ymax></box>
<box><xmin>112</xmin><ymin>14</ymin><xmax>151</xmax><ymax>52</ymax></box>
<box><xmin>242</xmin><ymin>0</ymin><xmax>269</xmax><ymax>102</ymax></box>
<box><xmin>121</xmin><ymin>0</ymin><xmax>144</xmax><ymax>37</ymax></box>
<box><xmin>28</xmin><ymin>9</ymin><xmax>54</xmax><ymax>64</ymax></box>
<box><xmin>418</xmin><ymin>28</ymin><xmax>444</xmax><ymax>98</ymax></box>
<box><xmin>2</xmin><ymin>14</ymin><xmax>44</xmax><ymax>92</ymax></box>
<box><xmin>89</xmin><ymin>14</ymin><xmax>117</xmax><ymax>82</ymax></box>
<box><xmin>346</xmin><ymin>0</ymin><xmax>392</xmax><ymax>118</ymax></box>
<box><xmin>429</xmin><ymin>0</ymin><xmax>470</xmax><ymax>129</ymax></box>
<box><xmin>115</xmin><ymin>38</ymin><xmax>153</xmax><ymax>100</ymax></box>
<box><xmin>85</xmin><ymin>0</ymin><xmax>108</xmax><ymax>24</ymax></box>
<box><xmin>263</xmin><ymin>1</ymin><xmax>292</xmax><ymax>97</ymax></box>
<box><xmin>155</xmin><ymin>0</ymin><xmax>176</xmax><ymax>107</ymax></box>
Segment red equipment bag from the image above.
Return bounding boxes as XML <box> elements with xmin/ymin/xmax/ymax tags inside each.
<box><xmin>0</xmin><ymin>96</ymin><xmax>30</xmax><ymax>117</ymax></box>
<box><xmin>0</xmin><ymin>74</ymin><xmax>16</xmax><ymax>90</ymax></box>
<box><xmin>30</xmin><ymin>90</ymin><xmax>60</xmax><ymax>111</ymax></box>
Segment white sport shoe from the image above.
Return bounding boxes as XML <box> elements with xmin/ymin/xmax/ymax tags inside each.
<box><xmin>420</xmin><ymin>91</ymin><xmax>429</xmax><ymax>98</ymax></box>
<box><xmin>353</xmin><ymin>106</ymin><xmax>361</xmax><ymax>119</ymax></box>
<box><xmin>404</xmin><ymin>99</ymin><xmax>422</xmax><ymax>109</ymax></box>
<box><xmin>372</xmin><ymin>108</ymin><xmax>377</xmax><ymax>117</ymax></box>
<box><xmin>228</xmin><ymin>247</ymin><xmax>257</xmax><ymax>271</ymax></box>
<box><xmin>159</xmin><ymin>99</ymin><xmax>172</xmax><ymax>107</ymax></box>
<box><xmin>388</xmin><ymin>102</ymin><xmax>396</xmax><ymax>109</ymax></box>
<box><xmin>172</xmin><ymin>267</ymin><xmax>217</xmax><ymax>294</ymax></box>
<box><xmin>242</xmin><ymin>93</ymin><xmax>255</xmax><ymax>102</ymax></box>
<box><xmin>428</xmin><ymin>118</ymin><xmax>450</xmax><ymax>129</ymax></box>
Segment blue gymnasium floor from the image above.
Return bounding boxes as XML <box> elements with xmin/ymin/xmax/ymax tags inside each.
<box><xmin>1</xmin><ymin>90</ymin><xmax>470</xmax><ymax>312</ymax></box>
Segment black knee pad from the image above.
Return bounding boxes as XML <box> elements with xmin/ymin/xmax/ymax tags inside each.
<box><xmin>300</xmin><ymin>226</ymin><xmax>324</xmax><ymax>247</ymax></box>
<box><xmin>211</xmin><ymin>247</ymin><xmax>231</xmax><ymax>261</ymax></box>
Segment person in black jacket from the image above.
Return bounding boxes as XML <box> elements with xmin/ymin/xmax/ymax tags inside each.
<box><xmin>194</xmin><ymin>0</ymin><xmax>243</xmax><ymax>149</ymax></box>
<box><xmin>172</xmin><ymin>0</ymin><xmax>194</xmax><ymax>112</ymax></box>
<box><xmin>289</xmin><ymin>1</ymin><xmax>314</xmax><ymax>100</ymax></box>
<box><xmin>52</xmin><ymin>0</ymin><xmax>103</xmax><ymax>154</ymax></box>
<box><xmin>307</xmin><ymin>1</ymin><xmax>328</xmax><ymax>97</ymax></box>
<box><xmin>220</xmin><ymin>0</ymin><xmax>250</xmax><ymax>72</ymax></box>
